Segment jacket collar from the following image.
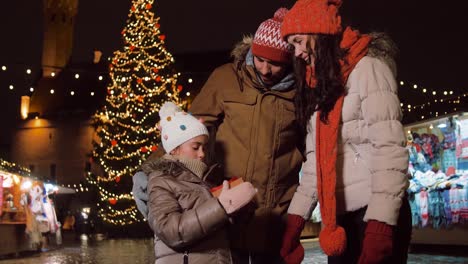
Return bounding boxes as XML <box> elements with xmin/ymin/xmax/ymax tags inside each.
<box><xmin>236</xmin><ymin>53</ymin><xmax>296</xmax><ymax>101</ymax></box>
<box><xmin>245</xmin><ymin>49</ymin><xmax>295</xmax><ymax>92</ymax></box>
<box><xmin>177</xmin><ymin>163</ymin><xmax>221</xmax><ymax>187</ymax></box>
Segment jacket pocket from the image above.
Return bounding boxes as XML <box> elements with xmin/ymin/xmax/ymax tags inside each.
<box><xmin>223</xmin><ymin>92</ymin><xmax>257</xmax><ymax>122</ymax></box>
<box><xmin>223</xmin><ymin>90</ymin><xmax>257</xmax><ymax>105</ymax></box>
<box><xmin>280</xmin><ymin>101</ymin><xmax>297</xmax><ymax>132</ymax></box>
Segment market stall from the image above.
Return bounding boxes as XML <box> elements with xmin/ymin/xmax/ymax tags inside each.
<box><xmin>0</xmin><ymin>159</ymin><xmax>64</xmax><ymax>256</ymax></box>
<box><xmin>404</xmin><ymin>112</ymin><xmax>468</xmax><ymax>245</ymax></box>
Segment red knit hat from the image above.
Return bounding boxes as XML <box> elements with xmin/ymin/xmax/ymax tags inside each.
<box><xmin>252</xmin><ymin>7</ymin><xmax>293</xmax><ymax>63</ymax></box>
<box><xmin>281</xmin><ymin>0</ymin><xmax>343</xmax><ymax>39</ymax></box>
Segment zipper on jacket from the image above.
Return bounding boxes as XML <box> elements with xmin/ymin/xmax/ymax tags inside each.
<box><xmin>348</xmin><ymin>143</ymin><xmax>361</xmax><ymax>164</ymax></box>
<box><xmin>245</xmin><ymin>94</ymin><xmax>262</xmax><ymax>183</ymax></box>
<box><xmin>183</xmin><ymin>251</ymin><xmax>188</xmax><ymax>264</ymax></box>
<box><xmin>265</xmin><ymin>97</ymin><xmax>281</xmax><ymax>207</ymax></box>
<box><xmin>348</xmin><ymin>143</ymin><xmax>373</xmax><ymax>175</ymax></box>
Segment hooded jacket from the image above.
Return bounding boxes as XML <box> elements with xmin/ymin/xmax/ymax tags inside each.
<box><xmin>189</xmin><ymin>36</ymin><xmax>303</xmax><ymax>252</ymax></box>
<box><xmin>288</xmin><ymin>32</ymin><xmax>409</xmax><ymax>226</ymax></box>
<box><xmin>143</xmin><ymin>155</ymin><xmax>232</xmax><ymax>264</ymax></box>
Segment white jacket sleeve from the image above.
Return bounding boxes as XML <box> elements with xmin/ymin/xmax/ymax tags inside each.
<box><xmin>287</xmin><ymin>116</ymin><xmax>319</xmax><ymax>220</ymax></box>
<box><xmin>352</xmin><ymin>56</ymin><xmax>409</xmax><ymax>225</ymax></box>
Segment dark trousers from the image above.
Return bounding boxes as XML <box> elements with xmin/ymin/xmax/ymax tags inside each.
<box><xmin>328</xmin><ymin>197</ymin><xmax>412</xmax><ymax>264</ymax></box>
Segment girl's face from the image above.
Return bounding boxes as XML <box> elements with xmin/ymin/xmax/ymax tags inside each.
<box><xmin>287</xmin><ymin>34</ymin><xmax>316</xmax><ymax>66</ymax></box>
<box><xmin>170</xmin><ymin>135</ymin><xmax>208</xmax><ymax>161</ymax></box>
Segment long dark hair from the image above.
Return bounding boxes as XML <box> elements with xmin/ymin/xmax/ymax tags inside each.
<box><xmin>294</xmin><ymin>34</ymin><xmax>345</xmax><ymax>134</ymax></box>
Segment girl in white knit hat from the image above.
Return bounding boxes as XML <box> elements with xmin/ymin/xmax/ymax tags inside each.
<box><xmin>141</xmin><ymin>101</ymin><xmax>256</xmax><ymax>264</ymax></box>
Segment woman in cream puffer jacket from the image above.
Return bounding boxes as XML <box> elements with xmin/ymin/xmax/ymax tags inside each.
<box><xmin>289</xmin><ymin>34</ymin><xmax>409</xmax><ymax>224</ymax></box>
<box><xmin>283</xmin><ymin>30</ymin><xmax>412</xmax><ymax>263</ymax></box>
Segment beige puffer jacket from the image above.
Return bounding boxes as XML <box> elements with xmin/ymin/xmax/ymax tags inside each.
<box><xmin>288</xmin><ymin>34</ymin><xmax>409</xmax><ymax>226</ymax></box>
<box><xmin>143</xmin><ymin>157</ymin><xmax>232</xmax><ymax>264</ymax></box>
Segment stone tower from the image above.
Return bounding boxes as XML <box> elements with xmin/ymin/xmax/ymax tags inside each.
<box><xmin>42</xmin><ymin>0</ymin><xmax>78</xmax><ymax>78</ymax></box>
<box><xmin>28</xmin><ymin>0</ymin><xmax>79</xmax><ymax>115</ymax></box>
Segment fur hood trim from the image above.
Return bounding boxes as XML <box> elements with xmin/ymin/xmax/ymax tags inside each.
<box><xmin>368</xmin><ymin>32</ymin><xmax>399</xmax><ymax>76</ymax></box>
<box><xmin>140</xmin><ymin>155</ymin><xmax>183</xmax><ymax>177</ymax></box>
<box><xmin>230</xmin><ymin>35</ymin><xmax>253</xmax><ymax>63</ymax></box>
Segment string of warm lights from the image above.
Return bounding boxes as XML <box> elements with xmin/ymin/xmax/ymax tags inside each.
<box><xmin>0</xmin><ymin>159</ymin><xmax>32</xmax><ymax>178</ymax></box>
<box><xmin>401</xmin><ymin>92</ymin><xmax>468</xmax><ymax>121</ymax></box>
<box><xmin>0</xmin><ymin>62</ymin><xmax>198</xmax><ymax>90</ymax></box>
<box><xmin>397</xmin><ymin>80</ymin><xmax>467</xmax><ymax>123</ymax></box>
<box><xmin>399</xmin><ymin>80</ymin><xmax>467</xmax><ymax>109</ymax></box>
<box><xmin>99</xmin><ymin>206</ymin><xmax>142</xmax><ymax>226</ymax></box>
<box><xmin>401</xmin><ymin>93</ymin><xmax>467</xmax><ymax>111</ymax></box>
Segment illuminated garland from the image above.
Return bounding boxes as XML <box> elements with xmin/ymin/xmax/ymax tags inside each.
<box><xmin>398</xmin><ymin>81</ymin><xmax>468</xmax><ymax>122</ymax></box>
<box><xmin>0</xmin><ymin>159</ymin><xmax>32</xmax><ymax>178</ymax></box>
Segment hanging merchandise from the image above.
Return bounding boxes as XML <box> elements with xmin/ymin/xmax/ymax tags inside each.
<box><xmin>405</xmin><ymin>113</ymin><xmax>468</xmax><ymax>231</ymax></box>
<box><xmin>460</xmin><ymin>119</ymin><xmax>468</xmax><ymax>159</ymax></box>
<box><xmin>30</xmin><ymin>185</ymin><xmax>49</xmax><ymax>233</ymax></box>
<box><xmin>42</xmin><ymin>196</ymin><xmax>59</xmax><ymax>234</ymax></box>
<box><xmin>21</xmin><ymin>192</ymin><xmax>41</xmax><ymax>247</ymax></box>
<box><xmin>440</xmin><ymin>118</ymin><xmax>457</xmax><ymax>150</ymax></box>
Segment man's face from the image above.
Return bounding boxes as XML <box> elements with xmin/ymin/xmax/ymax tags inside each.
<box><xmin>253</xmin><ymin>56</ymin><xmax>290</xmax><ymax>87</ymax></box>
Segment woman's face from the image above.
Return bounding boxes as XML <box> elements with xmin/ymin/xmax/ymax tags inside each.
<box><xmin>170</xmin><ymin>135</ymin><xmax>208</xmax><ymax>162</ymax></box>
<box><xmin>287</xmin><ymin>34</ymin><xmax>316</xmax><ymax>66</ymax></box>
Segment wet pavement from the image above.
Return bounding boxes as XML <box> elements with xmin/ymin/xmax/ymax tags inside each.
<box><xmin>302</xmin><ymin>238</ymin><xmax>468</xmax><ymax>264</ymax></box>
<box><xmin>0</xmin><ymin>234</ymin><xmax>155</xmax><ymax>264</ymax></box>
<box><xmin>1</xmin><ymin>235</ymin><xmax>468</xmax><ymax>263</ymax></box>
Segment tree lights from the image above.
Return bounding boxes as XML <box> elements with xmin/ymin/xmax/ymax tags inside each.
<box><xmin>87</xmin><ymin>0</ymin><xmax>186</xmax><ymax>226</ymax></box>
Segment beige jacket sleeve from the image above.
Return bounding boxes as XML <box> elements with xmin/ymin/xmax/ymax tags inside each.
<box><xmin>147</xmin><ymin>173</ymin><xmax>229</xmax><ymax>249</ymax></box>
<box><xmin>351</xmin><ymin>56</ymin><xmax>409</xmax><ymax>225</ymax></box>
<box><xmin>287</xmin><ymin>117</ymin><xmax>318</xmax><ymax>220</ymax></box>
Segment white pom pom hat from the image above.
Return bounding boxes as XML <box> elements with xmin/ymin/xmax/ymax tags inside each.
<box><xmin>158</xmin><ymin>101</ymin><xmax>209</xmax><ymax>153</ymax></box>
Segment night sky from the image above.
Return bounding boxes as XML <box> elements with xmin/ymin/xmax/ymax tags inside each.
<box><xmin>2</xmin><ymin>0</ymin><xmax>466</xmax><ymax>88</ymax></box>
<box><xmin>1</xmin><ymin>0</ymin><xmax>467</xmax><ymax>148</ymax></box>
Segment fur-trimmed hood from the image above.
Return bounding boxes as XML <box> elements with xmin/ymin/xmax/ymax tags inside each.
<box><xmin>230</xmin><ymin>35</ymin><xmax>253</xmax><ymax>64</ymax></box>
<box><xmin>141</xmin><ymin>155</ymin><xmax>184</xmax><ymax>177</ymax></box>
<box><xmin>367</xmin><ymin>32</ymin><xmax>399</xmax><ymax>77</ymax></box>
<box><xmin>141</xmin><ymin>154</ymin><xmax>224</xmax><ymax>186</ymax></box>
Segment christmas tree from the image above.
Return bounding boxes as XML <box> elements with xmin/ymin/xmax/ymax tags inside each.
<box><xmin>88</xmin><ymin>0</ymin><xmax>185</xmax><ymax>227</ymax></box>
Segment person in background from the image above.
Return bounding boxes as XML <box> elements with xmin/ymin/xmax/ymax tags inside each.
<box><xmin>279</xmin><ymin>0</ymin><xmax>412</xmax><ymax>263</ymax></box>
<box><xmin>142</xmin><ymin>101</ymin><xmax>256</xmax><ymax>264</ymax></box>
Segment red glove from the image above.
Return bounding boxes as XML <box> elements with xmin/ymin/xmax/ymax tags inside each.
<box><xmin>280</xmin><ymin>214</ymin><xmax>306</xmax><ymax>264</ymax></box>
<box><xmin>358</xmin><ymin>220</ymin><xmax>394</xmax><ymax>264</ymax></box>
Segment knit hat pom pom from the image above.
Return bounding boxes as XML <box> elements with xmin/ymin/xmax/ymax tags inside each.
<box><xmin>159</xmin><ymin>101</ymin><xmax>181</xmax><ymax>119</ymax></box>
<box><xmin>273</xmin><ymin>7</ymin><xmax>288</xmax><ymax>21</ymax></box>
<box><xmin>319</xmin><ymin>225</ymin><xmax>346</xmax><ymax>256</ymax></box>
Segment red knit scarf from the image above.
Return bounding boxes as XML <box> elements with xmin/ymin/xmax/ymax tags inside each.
<box><xmin>315</xmin><ymin>27</ymin><xmax>372</xmax><ymax>256</ymax></box>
